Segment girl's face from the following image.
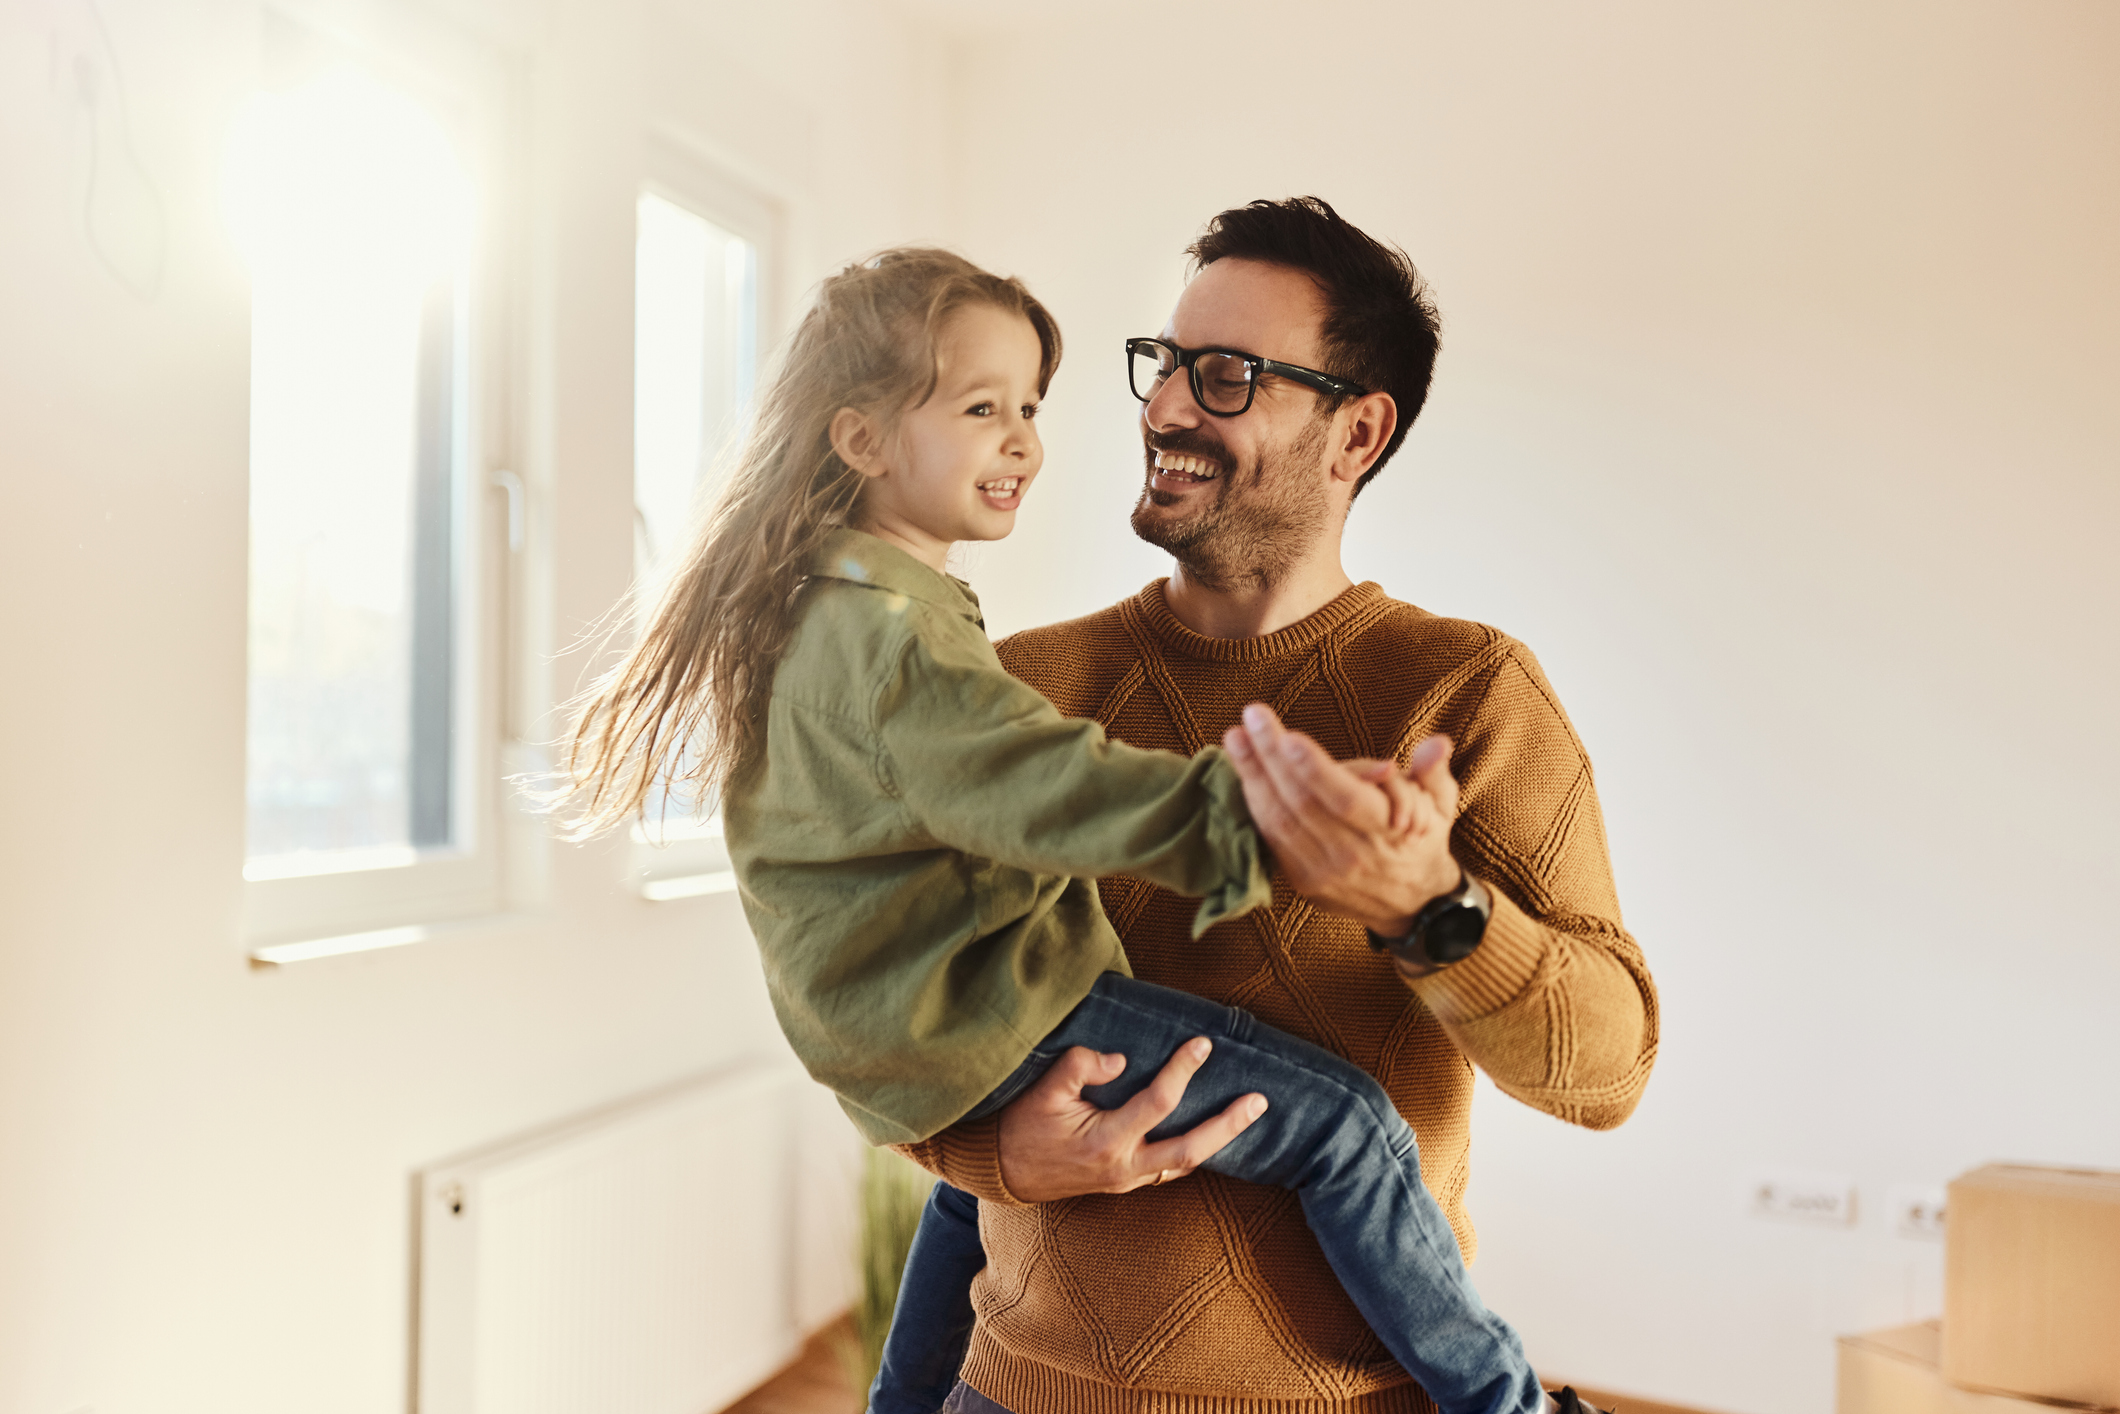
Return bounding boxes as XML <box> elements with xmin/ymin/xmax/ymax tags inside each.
<box><xmin>854</xmin><ymin>303</ymin><xmax>1045</xmax><ymax>572</ymax></box>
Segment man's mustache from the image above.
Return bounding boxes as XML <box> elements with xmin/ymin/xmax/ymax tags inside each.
<box><xmin>1143</xmin><ymin>429</ymin><xmax>1229</xmax><ymax>466</ymax></box>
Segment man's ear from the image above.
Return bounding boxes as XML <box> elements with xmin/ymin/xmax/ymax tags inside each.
<box><xmin>829</xmin><ymin>406</ymin><xmax>890</xmax><ymax>478</ymax></box>
<box><xmin>1328</xmin><ymin>392</ymin><xmax>1398</xmax><ymax>488</ymax></box>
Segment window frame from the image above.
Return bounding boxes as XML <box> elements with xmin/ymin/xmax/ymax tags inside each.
<box><xmin>627</xmin><ymin>142</ymin><xmax>784</xmax><ymax>903</ymax></box>
<box><xmin>239</xmin><ymin>2</ymin><xmax>520</xmax><ymax>956</ymax></box>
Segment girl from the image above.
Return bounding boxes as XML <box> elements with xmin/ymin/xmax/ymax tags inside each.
<box><xmin>561</xmin><ymin>248</ymin><xmax>1548</xmax><ymax>1414</ymax></box>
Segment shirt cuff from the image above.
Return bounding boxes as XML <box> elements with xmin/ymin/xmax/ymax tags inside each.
<box><xmin>1189</xmin><ymin>750</ymin><xmax>1275</xmax><ymax>938</ymax></box>
<box><xmin>1405</xmin><ymin>883</ymin><xmax>1546</xmax><ymax>1024</ymax></box>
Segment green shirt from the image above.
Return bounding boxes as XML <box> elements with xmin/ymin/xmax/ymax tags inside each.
<box><xmin>723</xmin><ymin>529</ymin><xmax>1271</xmax><ymax>1145</ymax></box>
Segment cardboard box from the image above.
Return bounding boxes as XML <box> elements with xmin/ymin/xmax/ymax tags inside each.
<box><xmin>1839</xmin><ymin>1323</ymin><xmax>2094</xmax><ymax>1414</ymax></box>
<box><xmin>1944</xmin><ymin>1164</ymin><xmax>2120</xmax><ymax>1409</ymax></box>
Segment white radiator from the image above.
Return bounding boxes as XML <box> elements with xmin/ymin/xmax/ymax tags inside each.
<box><xmin>414</xmin><ymin>1061</ymin><xmax>861</xmax><ymax>1414</ymax></box>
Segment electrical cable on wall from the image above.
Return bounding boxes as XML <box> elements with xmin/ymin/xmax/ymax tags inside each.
<box><xmin>50</xmin><ymin>0</ymin><xmax>167</xmax><ymax>301</ymax></box>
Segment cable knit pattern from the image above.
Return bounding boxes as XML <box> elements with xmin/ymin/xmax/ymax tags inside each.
<box><xmin>897</xmin><ymin>580</ymin><xmax>1658</xmax><ymax>1414</ymax></box>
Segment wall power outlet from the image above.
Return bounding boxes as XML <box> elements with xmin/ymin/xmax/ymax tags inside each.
<box><xmin>1887</xmin><ymin>1184</ymin><xmax>1948</xmax><ymax>1238</ymax></box>
<box><xmin>1753</xmin><ymin>1173</ymin><xmax>1857</xmax><ymax>1226</ymax></box>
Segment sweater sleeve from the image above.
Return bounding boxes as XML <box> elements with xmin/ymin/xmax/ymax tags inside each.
<box><xmin>890</xmin><ymin>1117</ymin><xmax>1031</xmax><ymax>1207</ymax></box>
<box><xmin>1405</xmin><ymin>643</ymin><xmax>1659</xmax><ymax>1131</ymax></box>
<box><xmin>877</xmin><ymin>616</ymin><xmax>1271</xmax><ymax>936</ymax></box>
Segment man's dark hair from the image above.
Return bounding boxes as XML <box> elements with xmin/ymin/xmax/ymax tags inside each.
<box><xmin>1186</xmin><ymin>196</ymin><xmax>1441</xmax><ymax>496</ymax></box>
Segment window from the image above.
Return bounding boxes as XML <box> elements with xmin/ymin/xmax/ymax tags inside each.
<box><xmin>628</xmin><ymin>175</ymin><xmax>771</xmax><ymax>899</ymax></box>
<box><xmin>634</xmin><ymin>192</ymin><xmax>758</xmax><ymax>588</ymax></box>
<box><xmin>228</xmin><ymin>11</ymin><xmax>507</xmax><ymax>953</ymax></box>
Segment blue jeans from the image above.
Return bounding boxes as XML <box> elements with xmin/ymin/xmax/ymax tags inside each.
<box><xmin>868</xmin><ymin>972</ymin><xmax>1543</xmax><ymax>1414</ymax></box>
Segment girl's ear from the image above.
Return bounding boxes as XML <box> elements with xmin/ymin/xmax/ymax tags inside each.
<box><xmin>829</xmin><ymin>407</ymin><xmax>889</xmax><ymax>479</ymax></box>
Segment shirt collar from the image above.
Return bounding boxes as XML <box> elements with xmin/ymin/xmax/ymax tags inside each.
<box><xmin>810</xmin><ymin>527</ymin><xmax>985</xmax><ymax>628</ymax></box>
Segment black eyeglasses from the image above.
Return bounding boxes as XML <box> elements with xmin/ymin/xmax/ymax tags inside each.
<box><xmin>1125</xmin><ymin>336</ymin><xmax>1366</xmax><ymax>418</ymax></box>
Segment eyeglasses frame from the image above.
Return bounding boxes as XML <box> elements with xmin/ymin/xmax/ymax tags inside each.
<box><xmin>1124</xmin><ymin>336</ymin><xmax>1368</xmax><ymax>418</ymax></box>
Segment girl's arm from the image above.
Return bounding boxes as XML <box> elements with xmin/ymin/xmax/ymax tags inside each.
<box><xmin>875</xmin><ymin>618</ymin><xmax>1270</xmax><ymax>936</ymax></box>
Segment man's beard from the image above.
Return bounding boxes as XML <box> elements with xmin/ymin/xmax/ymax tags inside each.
<box><xmin>1130</xmin><ymin>413</ymin><xmax>1332</xmax><ymax>593</ymax></box>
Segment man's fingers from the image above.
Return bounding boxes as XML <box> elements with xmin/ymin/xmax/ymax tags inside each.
<box><xmin>1407</xmin><ymin>734</ymin><xmax>1459</xmax><ymax>819</ymax></box>
<box><xmin>1373</xmin><ymin>769</ymin><xmax>1426</xmax><ymax>834</ymax></box>
<box><xmin>1132</xmin><ymin>1092</ymin><xmax>1268</xmax><ymax>1188</ymax></box>
<box><xmin>1245</xmin><ymin>711</ymin><xmax>1456</xmax><ymax>822</ymax></box>
<box><xmin>1000</xmin><ymin>1039</ymin><xmax>1269</xmax><ymax>1197</ymax></box>
<box><xmin>1111</xmin><ymin>1035</ymin><xmax>1212</xmax><ymax>1138</ymax></box>
<box><xmin>1224</xmin><ymin>723</ymin><xmax>1338</xmax><ymax>870</ymax></box>
<box><xmin>1222</xmin><ymin>725</ymin><xmax>1290</xmax><ymax>823</ymax></box>
<box><xmin>1255</xmin><ymin>729</ymin><xmax>1390</xmax><ymax>831</ymax></box>
<box><xmin>1242</xmin><ymin>705</ymin><xmax>1384</xmax><ymax>815</ymax></box>
<box><xmin>1242</xmin><ymin>706</ymin><xmax>1391</xmax><ymax>829</ymax></box>
<box><xmin>1027</xmin><ymin>1045</ymin><xmax>1125</xmax><ymax>1109</ymax></box>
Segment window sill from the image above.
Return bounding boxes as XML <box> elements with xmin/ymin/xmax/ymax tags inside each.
<box><xmin>638</xmin><ymin>870</ymin><xmax>739</xmax><ymax>903</ymax></box>
<box><xmin>248</xmin><ymin>909</ymin><xmax>544</xmax><ymax>969</ymax></box>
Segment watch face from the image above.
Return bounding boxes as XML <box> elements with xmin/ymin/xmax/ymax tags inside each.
<box><xmin>1426</xmin><ymin>904</ymin><xmax>1487</xmax><ymax>963</ymax></box>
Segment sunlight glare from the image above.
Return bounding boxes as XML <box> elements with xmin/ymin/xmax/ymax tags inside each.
<box><xmin>222</xmin><ymin>66</ymin><xmax>470</xmax><ymax>289</ymax></box>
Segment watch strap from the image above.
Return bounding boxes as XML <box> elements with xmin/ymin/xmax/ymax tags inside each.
<box><xmin>1367</xmin><ymin>871</ymin><xmax>1492</xmax><ymax>976</ymax></box>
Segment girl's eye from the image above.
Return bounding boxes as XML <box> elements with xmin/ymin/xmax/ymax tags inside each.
<box><xmin>1021</xmin><ymin>404</ymin><xmax>1040</xmax><ymax>420</ymax></box>
<box><xmin>965</xmin><ymin>402</ymin><xmax>995</xmax><ymax>417</ymax></box>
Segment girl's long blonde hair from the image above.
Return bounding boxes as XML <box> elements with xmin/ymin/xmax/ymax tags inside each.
<box><xmin>557</xmin><ymin>247</ymin><xmax>1062</xmax><ymax>837</ymax></box>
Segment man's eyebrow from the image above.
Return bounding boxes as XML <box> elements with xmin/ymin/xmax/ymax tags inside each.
<box><xmin>1168</xmin><ymin>337</ymin><xmax>1275</xmax><ymax>360</ymax></box>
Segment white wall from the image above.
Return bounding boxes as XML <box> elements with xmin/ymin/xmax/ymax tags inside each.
<box><xmin>0</xmin><ymin>1</ymin><xmax>943</xmax><ymax>1410</ymax></box>
<box><xmin>940</xmin><ymin>4</ymin><xmax>2120</xmax><ymax>1414</ymax></box>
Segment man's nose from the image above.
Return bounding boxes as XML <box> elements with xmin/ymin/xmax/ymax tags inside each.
<box><xmin>1143</xmin><ymin>367</ymin><xmax>1204</xmax><ymax>430</ymax></box>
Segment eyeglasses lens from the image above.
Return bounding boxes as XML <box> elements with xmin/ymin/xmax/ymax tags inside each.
<box><xmin>1193</xmin><ymin>353</ymin><xmax>1256</xmax><ymax>414</ymax></box>
<box><xmin>1129</xmin><ymin>343</ymin><xmax>1176</xmax><ymax>403</ymax></box>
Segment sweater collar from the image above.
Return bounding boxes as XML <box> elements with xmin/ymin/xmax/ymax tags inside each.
<box><xmin>810</xmin><ymin>527</ymin><xmax>985</xmax><ymax>627</ymax></box>
<box><xmin>1130</xmin><ymin>578</ymin><xmax>1388</xmax><ymax>662</ymax></box>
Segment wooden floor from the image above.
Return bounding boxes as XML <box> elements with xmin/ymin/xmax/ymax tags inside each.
<box><xmin>714</xmin><ymin>1324</ymin><xmax>1729</xmax><ymax>1414</ymax></box>
<box><xmin>721</xmin><ymin>1318</ymin><xmax>865</xmax><ymax>1414</ymax></box>
<box><xmin>1553</xmin><ymin>1381</ymin><xmax>1733</xmax><ymax>1414</ymax></box>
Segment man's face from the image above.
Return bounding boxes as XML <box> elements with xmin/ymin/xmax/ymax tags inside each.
<box><xmin>1131</xmin><ymin>257</ymin><xmax>1343</xmax><ymax>589</ymax></box>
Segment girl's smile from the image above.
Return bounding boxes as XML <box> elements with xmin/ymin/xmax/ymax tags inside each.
<box><xmin>977</xmin><ymin>473</ymin><xmax>1026</xmax><ymax>509</ymax></box>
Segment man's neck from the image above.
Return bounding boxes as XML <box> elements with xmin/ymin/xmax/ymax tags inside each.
<box><xmin>1161</xmin><ymin>554</ymin><xmax>1356</xmax><ymax>639</ymax></box>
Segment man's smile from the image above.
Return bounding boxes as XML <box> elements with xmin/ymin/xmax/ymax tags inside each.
<box><xmin>1152</xmin><ymin>449</ymin><xmax>1222</xmax><ymax>482</ymax></box>
<box><xmin>1147</xmin><ymin>445</ymin><xmax>1228</xmax><ymax>503</ymax></box>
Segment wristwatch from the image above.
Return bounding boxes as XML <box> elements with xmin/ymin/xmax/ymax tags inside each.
<box><xmin>1367</xmin><ymin>870</ymin><xmax>1492</xmax><ymax>975</ymax></box>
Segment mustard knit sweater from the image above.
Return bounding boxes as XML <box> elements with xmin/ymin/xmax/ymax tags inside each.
<box><xmin>897</xmin><ymin>580</ymin><xmax>1659</xmax><ymax>1414</ymax></box>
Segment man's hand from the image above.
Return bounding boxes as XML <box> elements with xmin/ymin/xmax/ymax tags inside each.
<box><xmin>996</xmin><ymin>1040</ymin><xmax>1267</xmax><ymax>1202</ymax></box>
<box><xmin>1222</xmin><ymin>703</ymin><xmax>1463</xmax><ymax>935</ymax></box>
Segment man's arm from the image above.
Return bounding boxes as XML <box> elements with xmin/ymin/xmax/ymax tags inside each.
<box><xmin>1224</xmin><ymin>693</ymin><xmax>1657</xmax><ymax>1132</ymax></box>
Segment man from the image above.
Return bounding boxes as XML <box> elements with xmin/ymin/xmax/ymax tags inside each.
<box><xmin>898</xmin><ymin>197</ymin><xmax>1658</xmax><ymax>1414</ymax></box>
